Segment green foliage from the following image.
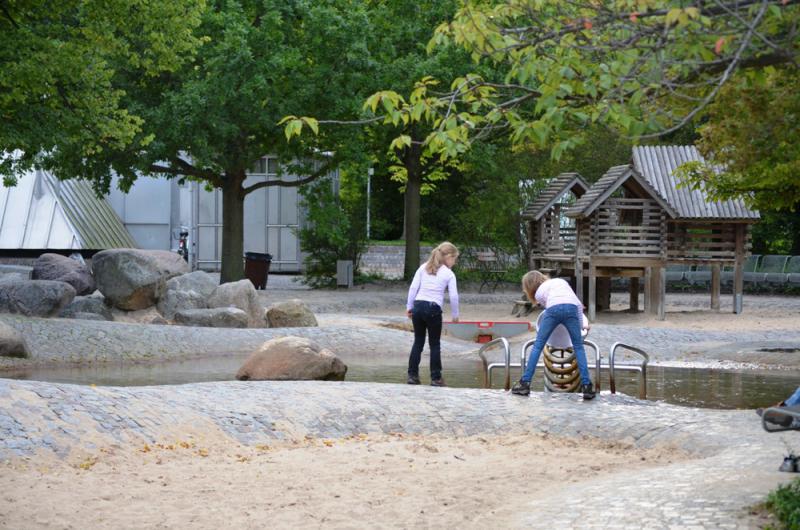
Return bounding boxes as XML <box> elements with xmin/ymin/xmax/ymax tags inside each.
<box><xmin>0</xmin><ymin>0</ymin><xmax>205</xmax><ymax>183</ymax></box>
<box><xmin>298</xmin><ymin>171</ymin><xmax>368</xmax><ymax>288</ymax></box>
<box><xmin>679</xmin><ymin>69</ymin><xmax>800</xmax><ymax>212</ymax></box>
<box><xmin>765</xmin><ymin>476</ymin><xmax>800</xmax><ymax>529</ymax></box>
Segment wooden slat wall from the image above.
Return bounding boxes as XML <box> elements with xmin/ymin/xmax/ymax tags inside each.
<box><xmin>666</xmin><ymin>222</ymin><xmax>741</xmax><ymax>261</ymax></box>
<box><xmin>578</xmin><ymin>198</ymin><xmax>663</xmax><ymax>258</ymax></box>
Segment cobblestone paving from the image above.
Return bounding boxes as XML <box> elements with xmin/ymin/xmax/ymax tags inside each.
<box><xmin>0</xmin><ymin>378</ymin><xmax>796</xmax><ymax>528</ymax></box>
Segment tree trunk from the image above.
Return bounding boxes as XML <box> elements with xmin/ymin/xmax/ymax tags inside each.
<box><xmin>403</xmin><ymin>144</ymin><xmax>422</xmax><ymax>280</ymax></box>
<box><xmin>220</xmin><ymin>172</ymin><xmax>246</xmax><ymax>284</ymax></box>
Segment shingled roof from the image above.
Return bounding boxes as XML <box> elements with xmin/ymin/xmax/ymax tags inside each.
<box><xmin>633</xmin><ymin>145</ymin><xmax>759</xmax><ymax>220</ymax></box>
<box><xmin>565</xmin><ymin>165</ymin><xmax>678</xmax><ymax>219</ymax></box>
<box><xmin>521</xmin><ymin>172</ymin><xmax>589</xmax><ymax>221</ymax></box>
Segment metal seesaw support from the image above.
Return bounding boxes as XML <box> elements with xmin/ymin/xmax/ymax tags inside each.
<box><xmin>483</xmin><ymin>339</ymin><xmax>650</xmax><ymax>399</ymax></box>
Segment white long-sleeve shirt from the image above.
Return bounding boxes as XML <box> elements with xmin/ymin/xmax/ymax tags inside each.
<box><xmin>534</xmin><ymin>278</ymin><xmax>582</xmax><ymax>309</ymax></box>
<box><xmin>406</xmin><ymin>264</ymin><xmax>459</xmax><ymax>319</ymax></box>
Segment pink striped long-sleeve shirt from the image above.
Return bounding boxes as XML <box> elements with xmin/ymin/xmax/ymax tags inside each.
<box><xmin>406</xmin><ymin>264</ymin><xmax>459</xmax><ymax>319</ymax></box>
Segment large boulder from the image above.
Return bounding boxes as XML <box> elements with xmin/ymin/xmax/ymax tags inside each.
<box><xmin>173</xmin><ymin>308</ymin><xmax>249</xmax><ymax>328</ymax></box>
<box><xmin>31</xmin><ymin>253</ymin><xmax>95</xmax><ymax>295</ymax></box>
<box><xmin>266</xmin><ymin>299</ymin><xmax>318</xmax><ymax>328</ymax></box>
<box><xmin>0</xmin><ymin>321</ymin><xmax>29</xmax><ymax>358</ymax></box>
<box><xmin>0</xmin><ymin>280</ymin><xmax>76</xmax><ymax>317</ymax></box>
<box><xmin>92</xmin><ymin>249</ymin><xmax>188</xmax><ymax>311</ymax></box>
<box><xmin>59</xmin><ymin>295</ymin><xmax>113</xmax><ymax>320</ymax></box>
<box><xmin>156</xmin><ymin>271</ymin><xmax>218</xmax><ymax>320</ymax></box>
<box><xmin>146</xmin><ymin>250</ymin><xmax>192</xmax><ymax>279</ymax></box>
<box><xmin>207</xmin><ymin>279</ymin><xmax>266</xmax><ymax>328</ymax></box>
<box><xmin>236</xmin><ymin>336</ymin><xmax>347</xmax><ymax>381</ymax></box>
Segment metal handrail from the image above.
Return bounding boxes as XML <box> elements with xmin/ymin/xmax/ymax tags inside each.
<box><xmin>477</xmin><ymin>337</ymin><xmax>511</xmax><ymax>390</ymax></box>
<box><xmin>609</xmin><ymin>342</ymin><xmax>650</xmax><ymax>399</ymax></box>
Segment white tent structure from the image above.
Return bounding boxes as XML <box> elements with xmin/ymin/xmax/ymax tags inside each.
<box><xmin>0</xmin><ymin>168</ymin><xmax>137</xmax><ymax>251</ymax></box>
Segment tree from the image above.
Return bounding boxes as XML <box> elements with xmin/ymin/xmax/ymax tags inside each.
<box><xmin>0</xmin><ymin>0</ymin><xmax>205</xmax><ymax>182</ymax></box>
<box><xmin>341</xmin><ymin>1</ymin><xmax>799</xmax><ymax>204</ymax></box>
<box><xmin>679</xmin><ymin>68</ymin><xmax>800</xmax><ymax>211</ymax></box>
<box><xmin>3</xmin><ymin>0</ymin><xmax>375</xmax><ymax>283</ymax></box>
<box><xmin>285</xmin><ymin>0</ymin><xmax>493</xmax><ymax>279</ymax></box>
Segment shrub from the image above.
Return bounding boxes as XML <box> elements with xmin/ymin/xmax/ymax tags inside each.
<box><xmin>765</xmin><ymin>476</ymin><xmax>800</xmax><ymax>529</ymax></box>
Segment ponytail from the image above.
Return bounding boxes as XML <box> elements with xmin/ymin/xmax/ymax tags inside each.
<box><xmin>425</xmin><ymin>241</ymin><xmax>459</xmax><ymax>275</ymax></box>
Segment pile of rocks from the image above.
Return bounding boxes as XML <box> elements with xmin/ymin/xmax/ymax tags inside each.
<box><xmin>0</xmin><ymin>249</ymin><xmax>318</xmax><ymax>330</ymax></box>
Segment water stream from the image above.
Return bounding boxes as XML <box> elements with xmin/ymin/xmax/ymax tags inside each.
<box><xmin>5</xmin><ymin>356</ymin><xmax>798</xmax><ymax>410</ymax></box>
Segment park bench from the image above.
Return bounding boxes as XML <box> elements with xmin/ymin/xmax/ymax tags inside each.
<box><xmin>476</xmin><ymin>250</ymin><xmax>507</xmax><ymax>293</ymax></box>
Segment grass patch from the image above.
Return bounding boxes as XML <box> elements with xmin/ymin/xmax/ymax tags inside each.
<box><xmin>765</xmin><ymin>476</ymin><xmax>800</xmax><ymax>529</ymax></box>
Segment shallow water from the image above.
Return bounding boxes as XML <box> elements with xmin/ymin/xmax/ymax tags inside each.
<box><xmin>5</xmin><ymin>356</ymin><xmax>798</xmax><ymax>410</ymax></box>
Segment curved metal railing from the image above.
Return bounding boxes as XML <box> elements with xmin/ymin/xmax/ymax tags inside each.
<box><xmin>477</xmin><ymin>337</ymin><xmax>511</xmax><ymax>390</ymax></box>
<box><xmin>609</xmin><ymin>342</ymin><xmax>650</xmax><ymax>399</ymax></box>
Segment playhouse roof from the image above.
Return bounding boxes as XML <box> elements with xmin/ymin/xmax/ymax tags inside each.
<box><xmin>521</xmin><ymin>172</ymin><xmax>589</xmax><ymax>221</ymax></box>
<box><xmin>632</xmin><ymin>145</ymin><xmax>759</xmax><ymax>220</ymax></box>
<box><xmin>0</xmin><ymin>168</ymin><xmax>137</xmax><ymax>250</ymax></box>
<box><xmin>565</xmin><ymin>165</ymin><xmax>678</xmax><ymax>219</ymax></box>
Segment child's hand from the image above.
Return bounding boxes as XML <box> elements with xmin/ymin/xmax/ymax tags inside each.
<box><xmin>452</xmin><ymin>317</ymin><xmax>459</xmax><ymax>323</ymax></box>
<box><xmin>406</xmin><ymin>309</ymin><xmax>413</xmax><ymax>319</ymax></box>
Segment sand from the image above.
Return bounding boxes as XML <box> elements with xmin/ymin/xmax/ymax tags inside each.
<box><xmin>0</xmin><ymin>433</ymin><xmax>684</xmax><ymax>529</ymax></box>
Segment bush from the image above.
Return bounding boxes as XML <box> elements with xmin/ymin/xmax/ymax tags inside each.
<box><xmin>298</xmin><ymin>175</ymin><xmax>366</xmax><ymax>288</ymax></box>
<box><xmin>766</xmin><ymin>476</ymin><xmax>800</xmax><ymax>529</ymax></box>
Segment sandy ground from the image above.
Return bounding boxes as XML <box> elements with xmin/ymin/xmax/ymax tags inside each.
<box><xmin>0</xmin><ymin>432</ymin><xmax>684</xmax><ymax>530</ymax></box>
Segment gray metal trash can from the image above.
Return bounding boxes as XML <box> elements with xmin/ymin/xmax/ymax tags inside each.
<box><xmin>244</xmin><ymin>252</ymin><xmax>272</xmax><ymax>289</ymax></box>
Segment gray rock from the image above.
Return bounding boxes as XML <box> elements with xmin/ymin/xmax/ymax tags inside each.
<box><xmin>0</xmin><ymin>280</ymin><xmax>76</xmax><ymax>317</ymax></box>
<box><xmin>156</xmin><ymin>271</ymin><xmax>217</xmax><ymax>319</ymax></box>
<box><xmin>173</xmin><ymin>308</ymin><xmax>249</xmax><ymax>328</ymax></box>
<box><xmin>236</xmin><ymin>336</ymin><xmax>347</xmax><ymax>381</ymax></box>
<box><xmin>0</xmin><ymin>265</ymin><xmax>32</xmax><ymax>282</ymax></box>
<box><xmin>266</xmin><ymin>299</ymin><xmax>318</xmax><ymax>327</ymax></box>
<box><xmin>91</xmin><ymin>249</ymin><xmax>168</xmax><ymax>310</ymax></box>
<box><xmin>0</xmin><ymin>321</ymin><xmax>29</xmax><ymax>358</ymax></box>
<box><xmin>31</xmin><ymin>253</ymin><xmax>95</xmax><ymax>295</ymax></box>
<box><xmin>207</xmin><ymin>280</ymin><xmax>266</xmax><ymax>328</ymax></box>
<box><xmin>145</xmin><ymin>250</ymin><xmax>191</xmax><ymax>279</ymax></box>
<box><xmin>70</xmin><ymin>312</ymin><xmax>108</xmax><ymax>321</ymax></box>
<box><xmin>164</xmin><ymin>271</ymin><xmax>218</xmax><ymax>298</ymax></box>
<box><xmin>59</xmin><ymin>295</ymin><xmax>113</xmax><ymax>321</ymax></box>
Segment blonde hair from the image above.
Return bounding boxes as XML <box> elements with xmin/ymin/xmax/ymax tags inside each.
<box><xmin>425</xmin><ymin>241</ymin><xmax>459</xmax><ymax>274</ymax></box>
<box><xmin>521</xmin><ymin>270</ymin><xmax>549</xmax><ymax>303</ymax></box>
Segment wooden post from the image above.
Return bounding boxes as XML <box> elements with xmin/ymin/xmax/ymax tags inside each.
<box><xmin>588</xmin><ymin>262</ymin><xmax>596</xmax><ymax>322</ymax></box>
<box><xmin>711</xmin><ymin>263</ymin><xmax>721</xmax><ymax>310</ymax></box>
<box><xmin>575</xmin><ymin>260</ymin><xmax>584</xmax><ymax>305</ymax></box>
<box><xmin>629</xmin><ymin>277</ymin><xmax>639</xmax><ymax>312</ymax></box>
<box><xmin>733</xmin><ymin>225</ymin><xmax>745</xmax><ymax>314</ymax></box>
<box><xmin>643</xmin><ymin>267</ymin><xmax>651</xmax><ymax>313</ymax></box>
<box><xmin>648</xmin><ymin>265</ymin><xmax>662</xmax><ymax>316</ymax></box>
<box><xmin>659</xmin><ymin>266</ymin><xmax>665</xmax><ymax>318</ymax></box>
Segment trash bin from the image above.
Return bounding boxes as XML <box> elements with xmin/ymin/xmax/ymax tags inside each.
<box><xmin>244</xmin><ymin>252</ymin><xmax>272</xmax><ymax>290</ymax></box>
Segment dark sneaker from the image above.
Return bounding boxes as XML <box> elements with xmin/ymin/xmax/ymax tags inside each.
<box><xmin>430</xmin><ymin>378</ymin><xmax>446</xmax><ymax>387</ymax></box>
<box><xmin>779</xmin><ymin>455</ymin><xmax>798</xmax><ymax>473</ymax></box>
<box><xmin>407</xmin><ymin>375</ymin><xmax>421</xmax><ymax>385</ymax></box>
<box><xmin>511</xmin><ymin>380</ymin><xmax>531</xmax><ymax>396</ymax></box>
<box><xmin>580</xmin><ymin>383</ymin><xmax>596</xmax><ymax>400</ymax></box>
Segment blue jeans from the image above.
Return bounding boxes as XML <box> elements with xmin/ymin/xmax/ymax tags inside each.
<box><xmin>408</xmin><ymin>300</ymin><xmax>443</xmax><ymax>379</ymax></box>
<box><xmin>786</xmin><ymin>386</ymin><xmax>800</xmax><ymax>407</ymax></box>
<box><xmin>521</xmin><ymin>303</ymin><xmax>591</xmax><ymax>386</ymax></box>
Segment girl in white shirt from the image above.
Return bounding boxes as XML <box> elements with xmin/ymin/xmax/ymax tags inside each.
<box><xmin>512</xmin><ymin>270</ymin><xmax>595</xmax><ymax>399</ymax></box>
<box><xmin>405</xmin><ymin>242</ymin><xmax>460</xmax><ymax>386</ymax></box>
